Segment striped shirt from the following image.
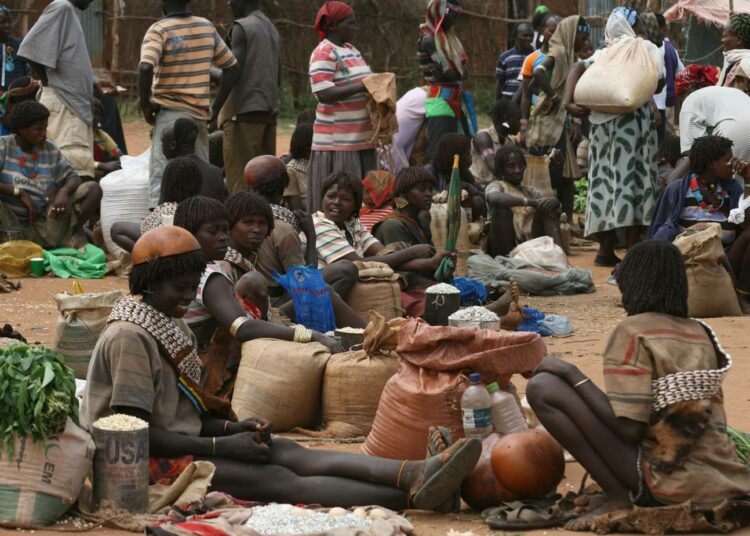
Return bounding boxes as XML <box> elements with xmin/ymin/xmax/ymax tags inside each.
<box><xmin>603</xmin><ymin>313</ymin><xmax>750</xmax><ymax>507</ymax></box>
<box><xmin>495</xmin><ymin>46</ymin><xmax>531</xmax><ymax>97</ymax></box>
<box><xmin>0</xmin><ymin>135</ymin><xmax>75</xmax><ymax>221</ymax></box>
<box><xmin>302</xmin><ymin>211</ymin><xmax>380</xmax><ymax>266</ymax></box>
<box><xmin>309</xmin><ymin>39</ymin><xmax>374</xmax><ymax>152</ymax></box>
<box><xmin>140</xmin><ymin>14</ymin><xmax>237</xmax><ymax>121</ymax></box>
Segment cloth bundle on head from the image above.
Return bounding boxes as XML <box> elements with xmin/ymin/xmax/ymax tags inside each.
<box><xmin>421</xmin><ymin>0</ymin><xmax>467</xmax><ymax>77</ymax></box>
<box><xmin>604</xmin><ymin>11</ymin><xmax>636</xmax><ymax>45</ymax></box>
<box><xmin>676</xmin><ymin>64</ymin><xmax>720</xmax><ymax>97</ymax></box>
<box><xmin>314</xmin><ymin>1</ymin><xmax>354</xmax><ymax>42</ymax></box>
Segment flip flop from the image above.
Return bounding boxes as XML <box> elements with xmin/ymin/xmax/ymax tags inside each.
<box><xmin>411</xmin><ymin>438</ymin><xmax>482</xmax><ymax>511</ymax></box>
<box><xmin>425</xmin><ymin>426</ymin><xmax>460</xmax><ymax>513</ymax></box>
<box><xmin>485</xmin><ymin>500</ymin><xmax>577</xmax><ymax>531</ymax></box>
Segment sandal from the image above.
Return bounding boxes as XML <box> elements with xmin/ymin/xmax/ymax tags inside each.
<box><xmin>410</xmin><ymin>438</ymin><xmax>481</xmax><ymax>511</ymax></box>
<box><xmin>484</xmin><ymin>499</ymin><xmax>577</xmax><ymax>530</ymax></box>
<box><xmin>426</xmin><ymin>426</ymin><xmax>461</xmax><ymax>513</ymax></box>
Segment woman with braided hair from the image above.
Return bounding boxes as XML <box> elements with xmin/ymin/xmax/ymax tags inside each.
<box><xmin>528</xmin><ymin>239</ymin><xmax>750</xmax><ymax>531</ymax></box>
<box><xmin>720</xmin><ymin>12</ymin><xmax>750</xmax><ymax>95</ymax></box>
<box><xmin>81</xmin><ymin>225</ymin><xmax>482</xmax><ymax>509</ymax></box>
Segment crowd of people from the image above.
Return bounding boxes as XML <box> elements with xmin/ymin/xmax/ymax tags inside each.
<box><xmin>1</xmin><ymin>0</ymin><xmax>750</xmax><ymax>531</ymax></box>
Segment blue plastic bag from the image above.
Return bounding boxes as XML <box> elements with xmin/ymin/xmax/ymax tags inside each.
<box><xmin>517</xmin><ymin>307</ymin><xmax>574</xmax><ymax>337</ymax></box>
<box><xmin>273</xmin><ymin>265</ymin><xmax>336</xmax><ymax>333</ymax></box>
<box><xmin>453</xmin><ymin>277</ymin><xmax>488</xmax><ymax>306</ymax></box>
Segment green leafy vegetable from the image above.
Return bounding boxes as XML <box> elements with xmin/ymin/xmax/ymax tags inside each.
<box><xmin>728</xmin><ymin>427</ymin><xmax>750</xmax><ymax>465</ymax></box>
<box><xmin>574</xmin><ymin>177</ymin><xmax>588</xmax><ymax>215</ymax></box>
<box><xmin>0</xmin><ymin>343</ymin><xmax>78</xmax><ymax>458</ymax></box>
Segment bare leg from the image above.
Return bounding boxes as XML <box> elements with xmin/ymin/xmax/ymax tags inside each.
<box><xmin>558</xmin><ymin>177</ymin><xmax>575</xmax><ymax>223</ymax></box>
<box><xmin>532</xmin><ymin>209</ymin><xmax>564</xmax><ymax>250</ymax></box>
<box><xmin>74</xmin><ymin>182</ymin><xmax>103</xmax><ymax>233</ymax></box>
<box><xmin>487</xmin><ymin>207</ymin><xmax>517</xmax><ymax>257</ymax></box>
<box><xmin>322</xmin><ymin>260</ymin><xmax>358</xmax><ymax>299</ymax></box>
<box><xmin>462</xmin><ymin>194</ymin><xmax>486</xmax><ymax>222</ymax></box>
<box><xmin>625</xmin><ymin>226</ymin><xmax>643</xmax><ymax>249</ymax></box>
<box><xmin>110</xmin><ymin>221</ymin><xmax>141</xmax><ymax>253</ymax></box>
<box><xmin>527</xmin><ymin>373</ymin><xmax>638</xmax><ymax>529</ymax></box>
<box><xmin>594</xmin><ymin>230</ymin><xmax>620</xmax><ymax>266</ymax></box>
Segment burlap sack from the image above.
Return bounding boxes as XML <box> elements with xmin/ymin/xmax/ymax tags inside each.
<box><xmin>347</xmin><ymin>261</ymin><xmax>403</xmax><ymax>321</ymax></box>
<box><xmin>52</xmin><ymin>291</ymin><xmax>125</xmax><ymax>378</ymax></box>
<box><xmin>363</xmin><ymin>320</ymin><xmax>547</xmax><ymax>459</ymax></box>
<box><xmin>0</xmin><ymin>419</ymin><xmax>95</xmax><ymax>528</ymax></box>
<box><xmin>363</xmin><ymin>73</ymin><xmax>399</xmax><ymax>146</ymax></box>
<box><xmin>232</xmin><ymin>339</ymin><xmax>331</xmax><ymax>431</ymax></box>
<box><xmin>523</xmin><ymin>155</ymin><xmax>554</xmax><ymax>197</ymax></box>
<box><xmin>674</xmin><ymin>223</ymin><xmax>742</xmax><ymax>318</ymax></box>
<box><xmin>0</xmin><ymin>240</ymin><xmax>43</xmax><ymax>277</ymax></box>
<box><xmin>574</xmin><ymin>36</ymin><xmax>658</xmax><ymax>114</ymax></box>
<box><xmin>430</xmin><ymin>203</ymin><xmax>471</xmax><ymax>277</ymax></box>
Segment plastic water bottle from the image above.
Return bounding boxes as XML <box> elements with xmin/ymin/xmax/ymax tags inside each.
<box><xmin>487</xmin><ymin>382</ymin><xmax>528</xmax><ymax>435</ymax></box>
<box><xmin>461</xmin><ymin>373</ymin><xmax>492</xmax><ymax>440</ymax></box>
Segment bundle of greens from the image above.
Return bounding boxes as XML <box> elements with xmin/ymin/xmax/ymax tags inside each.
<box><xmin>573</xmin><ymin>177</ymin><xmax>588</xmax><ymax>215</ymax></box>
<box><xmin>728</xmin><ymin>427</ymin><xmax>750</xmax><ymax>464</ymax></box>
<box><xmin>0</xmin><ymin>343</ymin><xmax>78</xmax><ymax>457</ymax></box>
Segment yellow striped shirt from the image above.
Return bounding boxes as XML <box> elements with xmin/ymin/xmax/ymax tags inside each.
<box><xmin>140</xmin><ymin>15</ymin><xmax>236</xmax><ymax>120</ymax></box>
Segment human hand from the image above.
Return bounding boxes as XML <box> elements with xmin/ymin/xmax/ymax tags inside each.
<box><xmin>18</xmin><ymin>191</ymin><xmax>37</xmax><ymax>223</ymax></box>
<box><xmin>406</xmin><ymin>244</ymin><xmax>436</xmax><ymax>259</ymax></box>
<box><xmin>208</xmin><ymin>118</ymin><xmax>218</xmax><ymax>133</ymax></box>
<box><xmin>50</xmin><ymin>191</ymin><xmax>69</xmax><ymax>218</ymax></box>
<box><xmin>537</xmin><ymin>197</ymin><xmax>561</xmax><ymax>216</ymax></box>
<box><xmin>566</xmin><ymin>103</ymin><xmax>590</xmax><ymax>118</ymax></box>
<box><xmin>141</xmin><ymin>102</ymin><xmax>160</xmax><ymax>125</ymax></box>
<box><xmin>95</xmin><ymin>80</ymin><xmax>117</xmax><ymax>96</ymax></box>
<box><xmin>98</xmin><ymin>161</ymin><xmax>121</xmax><ymax>176</ymax></box>
<box><xmin>430</xmin><ymin>250</ymin><xmax>456</xmax><ymax>270</ymax></box>
<box><xmin>234</xmin><ymin>417</ymin><xmax>273</xmax><ymax>445</ymax></box>
<box><xmin>312</xmin><ymin>331</ymin><xmax>344</xmax><ymax>354</ymax></box>
<box><xmin>295</xmin><ymin>210</ymin><xmax>315</xmax><ymax>237</ymax></box>
<box><xmin>217</xmin><ymin>431</ymin><xmax>271</xmax><ymax>463</ymax></box>
<box><xmin>533</xmin><ymin>355</ymin><xmax>580</xmax><ymax>383</ymax></box>
<box><xmin>731</xmin><ymin>157</ymin><xmax>750</xmax><ymax>180</ymax></box>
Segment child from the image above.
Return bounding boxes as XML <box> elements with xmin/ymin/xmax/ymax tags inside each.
<box><xmin>527</xmin><ymin>240</ymin><xmax>750</xmax><ymax>531</ymax></box>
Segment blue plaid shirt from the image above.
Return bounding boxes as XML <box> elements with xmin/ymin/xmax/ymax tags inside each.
<box><xmin>495</xmin><ymin>46</ymin><xmax>531</xmax><ymax>97</ymax></box>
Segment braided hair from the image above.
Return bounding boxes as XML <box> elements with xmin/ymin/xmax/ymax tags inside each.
<box><xmin>433</xmin><ymin>133</ymin><xmax>472</xmax><ymax>173</ymax></box>
<box><xmin>689</xmin><ymin>135</ymin><xmax>733</xmax><ymax>175</ymax></box>
<box><xmin>617</xmin><ymin>240</ymin><xmax>688</xmax><ymax>317</ymax></box>
<box><xmin>730</xmin><ymin>12</ymin><xmax>750</xmax><ymax>48</ymax></box>
<box><xmin>321</xmin><ymin>171</ymin><xmax>363</xmax><ymax>217</ymax></box>
<box><xmin>225</xmin><ymin>191</ymin><xmax>275</xmax><ymax>233</ymax></box>
<box><xmin>7</xmin><ymin>101</ymin><xmax>49</xmax><ymax>134</ymax></box>
<box><xmin>129</xmin><ymin>249</ymin><xmax>208</xmax><ymax>296</ymax></box>
<box><xmin>160</xmin><ymin>156</ymin><xmax>203</xmax><ymax>204</ymax></box>
<box><xmin>173</xmin><ymin>196</ymin><xmax>228</xmax><ymax>236</ymax></box>
<box><xmin>394</xmin><ymin>167</ymin><xmax>436</xmax><ymax>199</ymax></box>
<box><xmin>494</xmin><ymin>144</ymin><xmax>527</xmax><ymax>178</ymax></box>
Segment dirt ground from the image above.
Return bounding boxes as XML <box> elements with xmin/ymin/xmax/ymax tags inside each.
<box><xmin>2</xmin><ymin>124</ymin><xmax>750</xmax><ymax>535</ymax></box>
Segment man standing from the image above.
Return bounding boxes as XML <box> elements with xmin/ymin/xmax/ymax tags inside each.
<box><xmin>212</xmin><ymin>0</ymin><xmax>281</xmax><ymax>197</ymax></box>
<box><xmin>654</xmin><ymin>13</ymin><xmax>684</xmax><ymax>142</ymax></box>
<box><xmin>495</xmin><ymin>23</ymin><xmax>534</xmax><ymax>99</ymax></box>
<box><xmin>18</xmin><ymin>0</ymin><xmax>108</xmax><ymax>180</ymax></box>
<box><xmin>138</xmin><ymin>0</ymin><xmax>237</xmax><ymax>208</ymax></box>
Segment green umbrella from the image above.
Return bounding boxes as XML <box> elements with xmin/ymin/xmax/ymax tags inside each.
<box><xmin>434</xmin><ymin>154</ymin><xmax>461</xmax><ymax>282</ymax></box>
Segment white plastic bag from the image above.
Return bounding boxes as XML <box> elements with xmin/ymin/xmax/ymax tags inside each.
<box><xmin>100</xmin><ymin>149</ymin><xmax>151</xmax><ymax>255</ymax></box>
<box><xmin>574</xmin><ymin>36</ymin><xmax>658</xmax><ymax>114</ymax></box>
<box><xmin>510</xmin><ymin>236</ymin><xmax>569</xmax><ymax>270</ymax></box>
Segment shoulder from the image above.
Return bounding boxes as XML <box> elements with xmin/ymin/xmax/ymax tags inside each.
<box><xmin>485</xmin><ymin>180</ymin><xmax>506</xmax><ymax>193</ymax></box>
<box><xmin>98</xmin><ymin>321</ymin><xmax>159</xmax><ymax>355</ymax></box>
<box><xmin>312</xmin><ymin>40</ymin><xmax>335</xmax><ymax>58</ymax></box>
<box><xmin>377</xmin><ymin>217</ymin><xmax>406</xmax><ymax>232</ymax></box>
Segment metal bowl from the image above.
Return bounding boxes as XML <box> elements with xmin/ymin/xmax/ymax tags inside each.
<box><xmin>335</xmin><ymin>328</ymin><xmax>365</xmax><ymax>351</ymax></box>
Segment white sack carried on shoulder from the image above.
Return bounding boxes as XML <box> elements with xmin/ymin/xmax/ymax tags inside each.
<box><xmin>574</xmin><ymin>36</ymin><xmax>658</xmax><ymax>114</ymax></box>
<box><xmin>729</xmin><ymin>193</ymin><xmax>750</xmax><ymax>224</ymax></box>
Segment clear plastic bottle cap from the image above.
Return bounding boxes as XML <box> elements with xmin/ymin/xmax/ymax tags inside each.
<box><xmin>469</xmin><ymin>372</ymin><xmax>481</xmax><ymax>383</ymax></box>
<box><xmin>487</xmin><ymin>382</ymin><xmax>499</xmax><ymax>393</ymax></box>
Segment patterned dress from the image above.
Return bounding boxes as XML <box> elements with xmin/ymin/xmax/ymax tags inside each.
<box><xmin>585</xmin><ymin>103</ymin><xmax>658</xmax><ymax>236</ymax></box>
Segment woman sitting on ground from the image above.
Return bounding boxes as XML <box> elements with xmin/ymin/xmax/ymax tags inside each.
<box><xmin>306</xmin><ymin>171</ymin><xmax>442</xmax><ymax>271</ymax></box>
<box><xmin>80</xmin><ymin>225</ymin><xmax>481</xmax><ymax>510</ymax></box>
<box><xmin>469</xmin><ymin>97</ymin><xmax>522</xmax><ymax>185</ymax></box>
<box><xmin>0</xmin><ymin>100</ymin><xmax>101</xmax><ymax>249</ymax></box>
<box><xmin>374</xmin><ymin>167</ymin><xmax>455</xmax><ymax>316</ymax></box>
<box><xmin>110</xmin><ymin>156</ymin><xmax>203</xmax><ymax>252</ymax></box>
<box><xmin>527</xmin><ymin>240</ymin><xmax>750</xmax><ymax>531</ymax></box>
<box><xmin>486</xmin><ymin>145</ymin><xmax>563</xmax><ymax>256</ymax></box>
<box><xmin>427</xmin><ymin>133</ymin><xmax>485</xmax><ymax>221</ymax></box>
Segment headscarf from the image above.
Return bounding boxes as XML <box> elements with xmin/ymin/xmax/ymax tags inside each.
<box><xmin>730</xmin><ymin>12</ymin><xmax>750</xmax><ymax>48</ymax></box>
<box><xmin>639</xmin><ymin>13</ymin><xmax>662</xmax><ymax>46</ymax></box>
<box><xmin>604</xmin><ymin>11</ymin><xmax>636</xmax><ymax>46</ymax></box>
<box><xmin>314</xmin><ymin>1</ymin><xmax>354</xmax><ymax>42</ymax></box>
<box><xmin>534</xmin><ymin>5</ymin><xmax>550</xmax><ymax>16</ymax></box>
<box><xmin>547</xmin><ymin>15</ymin><xmax>585</xmax><ymax>92</ymax></box>
<box><xmin>361</xmin><ymin>170</ymin><xmax>396</xmax><ymax>212</ymax></box>
<box><xmin>676</xmin><ymin>64</ymin><xmax>720</xmax><ymax>97</ymax></box>
<box><xmin>612</xmin><ymin>6</ymin><xmax>638</xmax><ymax>27</ymax></box>
<box><xmin>421</xmin><ymin>0</ymin><xmax>467</xmax><ymax>77</ymax></box>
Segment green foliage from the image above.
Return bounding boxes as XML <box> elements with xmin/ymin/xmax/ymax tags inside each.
<box><xmin>0</xmin><ymin>343</ymin><xmax>78</xmax><ymax>459</ymax></box>
<box><xmin>574</xmin><ymin>177</ymin><xmax>588</xmax><ymax>215</ymax></box>
<box><xmin>728</xmin><ymin>427</ymin><xmax>750</xmax><ymax>464</ymax></box>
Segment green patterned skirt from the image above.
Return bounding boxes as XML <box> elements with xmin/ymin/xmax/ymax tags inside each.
<box><xmin>584</xmin><ymin>104</ymin><xmax>658</xmax><ymax>237</ymax></box>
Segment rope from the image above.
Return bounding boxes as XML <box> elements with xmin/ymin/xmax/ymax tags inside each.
<box><xmin>681</xmin><ymin>45</ymin><xmax>724</xmax><ymax>64</ymax></box>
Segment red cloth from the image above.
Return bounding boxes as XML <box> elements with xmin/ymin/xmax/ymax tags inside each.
<box><xmin>675</xmin><ymin>64</ymin><xmax>719</xmax><ymax>97</ymax></box>
<box><xmin>314</xmin><ymin>1</ymin><xmax>354</xmax><ymax>41</ymax></box>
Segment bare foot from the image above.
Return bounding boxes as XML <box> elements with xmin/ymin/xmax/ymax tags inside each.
<box><xmin>565</xmin><ymin>500</ymin><xmax>627</xmax><ymax>532</ymax></box>
<box><xmin>574</xmin><ymin>493</ymin><xmax>607</xmax><ymax>515</ymax></box>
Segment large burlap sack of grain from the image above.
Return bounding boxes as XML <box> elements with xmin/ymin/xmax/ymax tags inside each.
<box><xmin>318</xmin><ymin>313</ymin><xmax>408</xmax><ymax>438</ymax></box>
<box><xmin>430</xmin><ymin>202</ymin><xmax>471</xmax><ymax>276</ymax></box>
<box><xmin>0</xmin><ymin>418</ymin><xmax>94</xmax><ymax>528</ymax></box>
<box><xmin>363</xmin><ymin>319</ymin><xmax>546</xmax><ymax>459</ymax></box>
<box><xmin>574</xmin><ymin>36</ymin><xmax>658</xmax><ymax>114</ymax></box>
<box><xmin>674</xmin><ymin>223</ymin><xmax>742</xmax><ymax>318</ymax></box>
<box><xmin>232</xmin><ymin>339</ymin><xmax>331</xmax><ymax>431</ymax></box>
<box><xmin>347</xmin><ymin>261</ymin><xmax>403</xmax><ymax>321</ymax></box>
<box><xmin>53</xmin><ymin>291</ymin><xmax>124</xmax><ymax>378</ymax></box>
